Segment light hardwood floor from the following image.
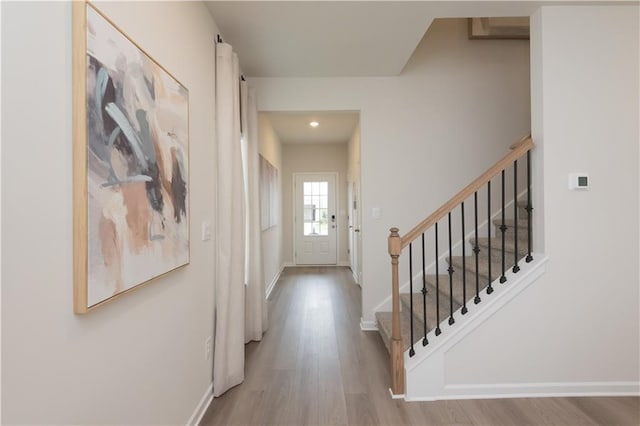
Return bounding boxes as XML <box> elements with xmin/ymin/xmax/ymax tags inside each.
<box><xmin>201</xmin><ymin>267</ymin><xmax>639</xmax><ymax>426</ymax></box>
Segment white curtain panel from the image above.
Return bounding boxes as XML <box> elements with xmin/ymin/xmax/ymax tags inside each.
<box><xmin>213</xmin><ymin>42</ymin><xmax>245</xmax><ymax>397</ymax></box>
<box><xmin>241</xmin><ymin>81</ymin><xmax>268</xmax><ymax>343</ymax></box>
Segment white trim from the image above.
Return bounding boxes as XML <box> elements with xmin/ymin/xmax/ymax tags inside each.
<box><xmin>389</xmin><ymin>388</ymin><xmax>405</xmax><ymax>399</ymax></box>
<box><xmin>404</xmin><ymin>382</ymin><xmax>640</xmax><ymax>402</ymax></box>
<box><xmin>283</xmin><ymin>262</ymin><xmax>345</xmax><ymax>268</ymax></box>
<box><xmin>185</xmin><ymin>383</ymin><xmax>213</xmax><ymax>426</ymax></box>
<box><xmin>352</xmin><ymin>269</ymin><xmax>359</xmax><ymax>284</ymax></box>
<box><xmin>265</xmin><ymin>264</ymin><xmax>285</xmax><ymax>299</ymax></box>
<box><xmin>360</xmin><ymin>317</ymin><xmax>378</xmax><ymax>331</ymax></box>
<box><xmin>338</xmin><ymin>261</ymin><xmax>351</xmax><ymax>267</ymax></box>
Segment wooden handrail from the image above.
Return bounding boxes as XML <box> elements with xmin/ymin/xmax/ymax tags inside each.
<box><xmin>400</xmin><ymin>137</ymin><xmax>534</xmax><ymax>248</ymax></box>
<box><xmin>510</xmin><ymin>133</ymin><xmax>532</xmax><ymax>150</ymax></box>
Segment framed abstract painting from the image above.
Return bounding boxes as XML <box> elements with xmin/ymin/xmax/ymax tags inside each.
<box><xmin>73</xmin><ymin>2</ymin><xmax>189</xmax><ymax>313</ymax></box>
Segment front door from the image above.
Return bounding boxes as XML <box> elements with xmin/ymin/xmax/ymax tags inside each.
<box><xmin>294</xmin><ymin>173</ymin><xmax>337</xmax><ymax>265</ymax></box>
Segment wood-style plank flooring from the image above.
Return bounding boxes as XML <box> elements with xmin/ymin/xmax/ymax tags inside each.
<box><xmin>200</xmin><ymin>267</ymin><xmax>639</xmax><ymax>425</ymax></box>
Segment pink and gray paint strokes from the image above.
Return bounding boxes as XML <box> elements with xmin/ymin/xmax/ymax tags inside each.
<box><xmin>85</xmin><ymin>6</ymin><xmax>189</xmax><ymax>307</ymax></box>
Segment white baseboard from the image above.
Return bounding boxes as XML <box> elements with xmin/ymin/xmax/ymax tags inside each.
<box><xmin>265</xmin><ymin>264</ymin><xmax>285</xmax><ymax>299</ymax></box>
<box><xmin>389</xmin><ymin>388</ymin><xmax>405</xmax><ymax>399</ymax></box>
<box><xmin>283</xmin><ymin>261</ymin><xmax>349</xmax><ymax>268</ymax></box>
<box><xmin>405</xmin><ymin>381</ymin><xmax>640</xmax><ymax>402</ymax></box>
<box><xmin>186</xmin><ymin>383</ymin><xmax>213</xmax><ymax>426</ymax></box>
<box><xmin>360</xmin><ymin>318</ymin><xmax>378</xmax><ymax>331</ymax></box>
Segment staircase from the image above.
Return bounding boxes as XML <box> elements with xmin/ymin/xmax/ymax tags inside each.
<box><xmin>378</xmin><ymin>135</ymin><xmax>536</xmax><ymax>397</ymax></box>
<box><xmin>375</xmin><ymin>202</ymin><xmax>530</xmax><ymax>353</ymax></box>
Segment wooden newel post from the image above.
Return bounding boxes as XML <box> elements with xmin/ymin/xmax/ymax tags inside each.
<box><xmin>388</xmin><ymin>227</ymin><xmax>405</xmax><ymax>395</ymax></box>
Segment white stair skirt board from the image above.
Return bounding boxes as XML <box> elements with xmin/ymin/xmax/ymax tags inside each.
<box><xmin>360</xmin><ymin>318</ymin><xmax>378</xmax><ymax>331</ymax></box>
<box><xmin>404</xmin><ymin>255</ymin><xmax>551</xmax><ymax>400</ymax></box>
<box><xmin>186</xmin><ymin>383</ymin><xmax>213</xmax><ymax>426</ymax></box>
<box><xmin>373</xmin><ymin>191</ymin><xmax>528</xmax><ymax>315</ymax></box>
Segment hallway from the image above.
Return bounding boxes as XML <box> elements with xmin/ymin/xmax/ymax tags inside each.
<box><xmin>201</xmin><ymin>267</ymin><xmax>638</xmax><ymax>425</ymax></box>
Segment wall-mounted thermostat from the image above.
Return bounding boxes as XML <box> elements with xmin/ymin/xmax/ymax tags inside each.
<box><xmin>568</xmin><ymin>173</ymin><xmax>589</xmax><ymax>190</ymax></box>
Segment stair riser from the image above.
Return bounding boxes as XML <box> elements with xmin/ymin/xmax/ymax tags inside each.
<box><xmin>450</xmin><ymin>254</ymin><xmax>526</xmax><ymax>283</ymax></box>
<box><xmin>497</xmin><ymin>228</ymin><xmax>530</xmax><ymax>244</ymax></box>
<box><xmin>471</xmin><ymin>238</ymin><xmax>529</xmax><ymax>260</ymax></box>
<box><xmin>517</xmin><ymin>205</ymin><xmax>529</xmax><ymax>219</ymax></box>
<box><xmin>477</xmin><ymin>246</ymin><xmax>528</xmax><ymax>262</ymax></box>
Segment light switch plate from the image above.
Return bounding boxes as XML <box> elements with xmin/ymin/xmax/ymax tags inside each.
<box><xmin>201</xmin><ymin>221</ymin><xmax>212</xmax><ymax>241</ymax></box>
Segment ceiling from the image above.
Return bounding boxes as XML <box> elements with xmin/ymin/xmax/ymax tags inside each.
<box><xmin>264</xmin><ymin>111</ymin><xmax>359</xmax><ymax>144</ymax></box>
<box><xmin>203</xmin><ymin>1</ymin><xmax>607</xmax><ymax>78</ymax></box>
<box><xmin>206</xmin><ymin>2</ymin><xmax>438</xmax><ymax>77</ymax></box>
<box><xmin>207</xmin><ymin>0</ymin><xmax>623</xmax><ymax>143</ymax></box>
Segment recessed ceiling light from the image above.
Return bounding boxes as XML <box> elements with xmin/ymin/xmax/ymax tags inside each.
<box><xmin>309</xmin><ymin>121</ymin><xmax>319</xmax><ymax>127</ymax></box>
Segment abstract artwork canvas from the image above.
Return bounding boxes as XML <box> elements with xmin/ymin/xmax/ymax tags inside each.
<box><xmin>73</xmin><ymin>2</ymin><xmax>189</xmax><ymax>313</ymax></box>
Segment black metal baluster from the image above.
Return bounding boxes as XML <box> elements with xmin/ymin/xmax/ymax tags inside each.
<box><xmin>474</xmin><ymin>192</ymin><xmax>481</xmax><ymax>303</ymax></box>
<box><xmin>526</xmin><ymin>151</ymin><xmax>533</xmax><ymax>263</ymax></box>
<box><xmin>421</xmin><ymin>233</ymin><xmax>428</xmax><ymax>346</ymax></box>
<box><xmin>435</xmin><ymin>223</ymin><xmax>441</xmax><ymax>336</ymax></box>
<box><xmin>500</xmin><ymin>170</ymin><xmax>507</xmax><ymax>283</ymax></box>
<box><xmin>447</xmin><ymin>212</ymin><xmax>455</xmax><ymax>325</ymax></box>
<box><xmin>486</xmin><ymin>181</ymin><xmax>493</xmax><ymax>295</ymax></box>
<box><xmin>409</xmin><ymin>243</ymin><xmax>415</xmax><ymax>357</ymax></box>
<box><xmin>513</xmin><ymin>160</ymin><xmax>520</xmax><ymax>273</ymax></box>
<box><xmin>461</xmin><ymin>202</ymin><xmax>467</xmax><ymax>315</ymax></box>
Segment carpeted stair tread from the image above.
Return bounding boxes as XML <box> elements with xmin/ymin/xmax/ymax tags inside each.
<box><xmin>375</xmin><ymin>308</ymin><xmax>425</xmax><ymax>353</ymax></box>
<box><xmin>400</xmin><ymin>290</ymin><xmax>457</xmax><ymax>336</ymax></box>
<box><xmin>471</xmin><ymin>237</ymin><xmax>528</xmax><ymax>259</ymax></box>
<box><xmin>449</xmin><ymin>252</ymin><xmax>524</xmax><ymax>282</ymax></box>
<box><xmin>493</xmin><ymin>218</ymin><xmax>528</xmax><ymax>229</ymax></box>
<box><xmin>375</xmin><ymin>311</ymin><xmax>393</xmax><ymax>352</ymax></box>
<box><xmin>424</xmin><ymin>274</ymin><xmax>469</xmax><ymax>307</ymax></box>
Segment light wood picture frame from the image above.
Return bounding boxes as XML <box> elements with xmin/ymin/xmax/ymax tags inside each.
<box><xmin>73</xmin><ymin>1</ymin><xmax>190</xmax><ymax>313</ymax></box>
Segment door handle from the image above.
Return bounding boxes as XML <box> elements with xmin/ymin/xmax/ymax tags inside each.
<box><xmin>354</xmin><ymin>229</ymin><xmax>360</xmax><ymax>233</ymax></box>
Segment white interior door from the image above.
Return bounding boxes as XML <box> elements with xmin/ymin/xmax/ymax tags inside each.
<box><xmin>348</xmin><ymin>181</ymin><xmax>360</xmax><ymax>284</ymax></box>
<box><xmin>294</xmin><ymin>173</ymin><xmax>337</xmax><ymax>265</ymax></box>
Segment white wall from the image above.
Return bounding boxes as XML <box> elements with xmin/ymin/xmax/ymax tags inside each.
<box><xmin>258</xmin><ymin>114</ymin><xmax>283</xmax><ymax>293</ymax></box>
<box><xmin>251</xmin><ymin>18</ymin><xmax>531</xmax><ymax>322</ymax></box>
<box><xmin>2</xmin><ymin>2</ymin><xmax>218</xmax><ymax>423</ymax></box>
<box><xmin>425</xmin><ymin>5</ymin><xmax>639</xmax><ymax>396</ymax></box>
<box><xmin>281</xmin><ymin>143</ymin><xmax>350</xmax><ymax>265</ymax></box>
